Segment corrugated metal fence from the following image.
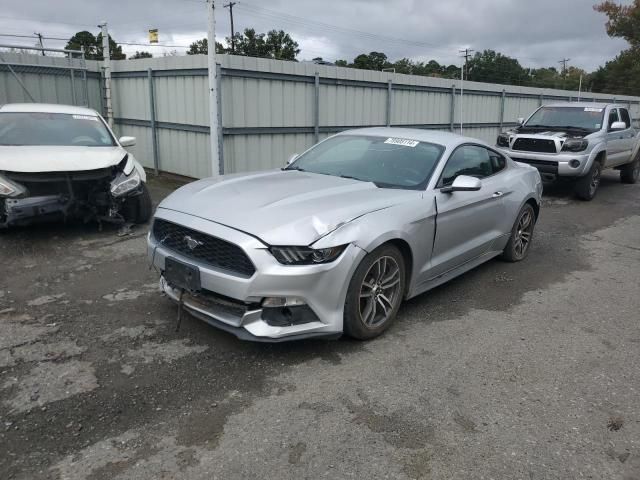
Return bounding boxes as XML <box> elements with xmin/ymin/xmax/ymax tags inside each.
<box><xmin>2</xmin><ymin>52</ymin><xmax>640</xmax><ymax>178</ymax></box>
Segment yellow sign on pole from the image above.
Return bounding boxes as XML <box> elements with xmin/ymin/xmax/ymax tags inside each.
<box><xmin>149</xmin><ymin>29</ymin><xmax>158</xmax><ymax>43</ymax></box>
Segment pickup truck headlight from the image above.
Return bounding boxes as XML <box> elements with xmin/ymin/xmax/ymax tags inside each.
<box><xmin>0</xmin><ymin>175</ymin><xmax>26</xmax><ymax>198</ymax></box>
<box><xmin>497</xmin><ymin>133</ymin><xmax>510</xmax><ymax>147</ymax></box>
<box><xmin>110</xmin><ymin>169</ymin><xmax>141</xmax><ymax>197</ymax></box>
<box><xmin>270</xmin><ymin>245</ymin><xmax>347</xmax><ymax>265</ymax></box>
<box><xmin>561</xmin><ymin>138</ymin><xmax>588</xmax><ymax>152</ymax></box>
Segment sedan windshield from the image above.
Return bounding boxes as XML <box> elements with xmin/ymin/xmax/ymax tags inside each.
<box><xmin>524</xmin><ymin>106</ymin><xmax>604</xmax><ymax>131</ymax></box>
<box><xmin>0</xmin><ymin>112</ymin><xmax>116</xmax><ymax>147</ymax></box>
<box><xmin>287</xmin><ymin>135</ymin><xmax>445</xmax><ymax>189</ymax></box>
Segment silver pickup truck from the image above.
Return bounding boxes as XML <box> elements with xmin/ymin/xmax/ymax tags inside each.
<box><xmin>496</xmin><ymin>102</ymin><xmax>640</xmax><ymax>200</ymax></box>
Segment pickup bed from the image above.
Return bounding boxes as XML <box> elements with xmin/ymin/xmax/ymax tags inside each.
<box><xmin>496</xmin><ymin>102</ymin><xmax>640</xmax><ymax>200</ymax></box>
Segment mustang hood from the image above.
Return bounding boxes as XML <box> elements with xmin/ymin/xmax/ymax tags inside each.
<box><xmin>0</xmin><ymin>146</ymin><xmax>127</xmax><ymax>173</ymax></box>
<box><xmin>158</xmin><ymin>170</ymin><xmax>417</xmax><ymax>245</ymax></box>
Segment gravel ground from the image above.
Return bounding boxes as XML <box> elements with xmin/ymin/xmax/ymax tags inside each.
<box><xmin>1</xmin><ymin>172</ymin><xmax>639</xmax><ymax>480</ymax></box>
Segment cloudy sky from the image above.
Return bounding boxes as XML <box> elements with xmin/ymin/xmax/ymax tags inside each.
<box><xmin>0</xmin><ymin>0</ymin><xmax>630</xmax><ymax>71</ymax></box>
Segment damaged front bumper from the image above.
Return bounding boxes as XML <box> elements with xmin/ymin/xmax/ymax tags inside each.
<box><xmin>0</xmin><ymin>167</ymin><xmax>142</xmax><ymax>228</ymax></box>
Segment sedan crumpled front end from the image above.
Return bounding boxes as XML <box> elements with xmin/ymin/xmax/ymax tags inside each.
<box><xmin>0</xmin><ymin>155</ymin><xmax>144</xmax><ymax>228</ymax></box>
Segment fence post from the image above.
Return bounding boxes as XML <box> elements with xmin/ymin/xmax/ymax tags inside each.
<box><xmin>147</xmin><ymin>68</ymin><xmax>159</xmax><ymax>175</ymax></box>
<box><xmin>538</xmin><ymin>94</ymin><xmax>543</xmax><ymax>106</ymax></box>
<box><xmin>69</xmin><ymin>67</ymin><xmax>76</xmax><ymax>105</ymax></box>
<box><xmin>217</xmin><ymin>63</ymin><xmax>224</xmax><ymax>174</ymax></box>
<box><xmin>450</xmin><ymin>85</ymin><xmax>456</xmax><ymax>132</ymax></box>
<box><xmin>314</xmin><ymin>72</ymin><xmax>320</xmax><ymax>143</ymax></box>
<box><xmin>82</xmin><ymin>69</ymin><xmax>88</xmax><ymax>106</ymax></box>
<box><xmin>386</xmin><ymin>79</ymin><xmax>392</xmax><ymax>127</ymax></box>
<box><xmin>499</xmin><ymin>89</ymin><xmax>506</xmax><ymax>130</ymax></box>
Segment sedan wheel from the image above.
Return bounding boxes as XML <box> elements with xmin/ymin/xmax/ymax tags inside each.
<box><xmin>344</xmin><ymin>245</ymin><xmax>406</xmax><ymax>339</ymax></box>
<box><xmin>501</xmin><ymin>203</ymin><xmax>536</xmax><ymax>262</ymax></box>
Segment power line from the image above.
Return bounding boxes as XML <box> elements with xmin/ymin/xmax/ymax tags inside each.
<box><xmin>223</xmin><ymin>2</ymin><xmax>237</xmax><ymax>53</ymax></box>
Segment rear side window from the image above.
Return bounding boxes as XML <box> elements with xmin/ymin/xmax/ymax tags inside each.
<box><xmin>619</xmin><ymin>108</ymin><xmax>631</xmax><ymax>128</ymax></box>
<box><xmin>488</xmin><ymin>150</ymin><xmax>506</xmax><ymax>174</ymax></box>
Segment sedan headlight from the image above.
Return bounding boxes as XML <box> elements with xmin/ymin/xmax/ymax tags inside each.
<box><xmin>270</xmin><ymin>245</ymin><xmax>348</xmax><ymax>265</ymax></box>
<box><xmin>497</xmin><ymin>132</ymin><xmax>511</xmax><ymax>147</ymax></box>
<box><xmin>110</xmin><ymin>169</ymin><xmax>141</xmax><ymax>197</ymax></box>
<box><xmin>561</xmin><ymin>138</ymin><xmax>588</xmax><ymax>152</ymax></box>
<box><xmin>0</xmin><ymin>175</ymin><xmax>26</xmax><ymax>198</ymax></box>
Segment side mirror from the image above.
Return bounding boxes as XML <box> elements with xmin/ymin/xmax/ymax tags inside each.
<box><xmin>516</xmin><ymin>117</ymin><xmax>524</xmax><ymax>125</ymax></box>
<box><xmin>287</xmin><ymin>153</ymin><xmax>299</xmax><ymax>165</ymax></box>
<box><xmin>610</xmin><ymin>121</ymin><xmax>626</xmax><ymax>131</ymax></box>
<box><xmin>119</xmin><ymin>136</ymin><xmax>136</xmax><ymax>147</ymax></box>
<box><xmin>440</xmin><ymin>175</ymin><xmax>482</xmax><ymax>193</ymax></box>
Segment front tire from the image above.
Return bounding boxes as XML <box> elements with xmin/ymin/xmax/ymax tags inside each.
<box><xmin>343</xmin><ymin>244</ymin><xmax>406</xmax><ymax>340</ymax></box>
<box><xmin>620</xmin><ymin>156</ymin><xmax>640</xmax><ymax>184</ymax></box>
<box><xmin>122</xmin><ymin>183</ymin><xmax>152</xmax><ymax>224</ymax></box>
<box><xmin>574</xmin><ymin>161</ymin><xmax>602</xmax><ymax>201</ymax></box>
<box><xmin>501</xmin><ymin>203</ymin><xmax>536</xmax><ymax>262</ymax></box>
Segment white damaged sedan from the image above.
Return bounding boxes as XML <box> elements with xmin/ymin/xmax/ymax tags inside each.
<box><xmin>148</xmin><ymin>128</ymin><xmax>542</xmax><ymax>342</ymax></box>
<box><xmin>0</xmin><ymin>103</ymin><xmax>150</xmax><ymax>229</ymax></box>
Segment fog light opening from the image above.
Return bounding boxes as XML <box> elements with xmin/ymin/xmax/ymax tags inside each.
<box><xmin>569</xmin><ymin>159</ymin><xmax>581</xmax><ymax>168</ymax></box>
<box><xmin>261</xmin><ymin>296</ymin><xmax>306</xmax><ymax>308</ymax></box>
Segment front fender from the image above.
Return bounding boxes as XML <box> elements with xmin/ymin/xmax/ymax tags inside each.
<box><xmin>584</xmin><ymin>142</ymin><xmax>607</xmax><ymax>172</ymax></box>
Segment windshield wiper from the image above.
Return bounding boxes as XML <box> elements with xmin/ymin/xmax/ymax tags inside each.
<box><xmin>282</xmin><ymin>165</ymin><xmax>305</xmax><ymax>171</ymax></box>
<box><xmin>339</xmin><ymin>174</ymin><xmax>365</xmax><ymax>181</ymax></box>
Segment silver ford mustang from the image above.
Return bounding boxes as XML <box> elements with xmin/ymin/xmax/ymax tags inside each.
<box><xmin>148</xmin><ymin>128</ymin><xmax>542</xmax><ymax>342</ymax></box>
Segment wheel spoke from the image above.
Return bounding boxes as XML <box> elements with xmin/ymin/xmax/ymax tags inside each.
<box><xmin>361</xmin><ymin>297</ymin><xmax>375</xmax><ymax>325</ymax></box>
<box><xmin>381</xmin><ymin>269</ymin><xmax>399</xmax><ymax>289</ymax></box>
<box><xmin>377</xmin><ymin>294</ymin><xmax>393</xmax><ymax>315</ymax></box>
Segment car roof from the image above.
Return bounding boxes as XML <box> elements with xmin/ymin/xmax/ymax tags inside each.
<box><xmin>0</xmin><ymin>103</ymin><xmax>100</xmax><ymax>116</ymax></box>
<box><xmin>543</xmin><ymin>102</ymin><xmax>617</xmax><ymax>109</ymax></box>
<box><xmin>335</xmin><ymin>127</ymin><xmax>482</xmax><ymax>148</ymax></box>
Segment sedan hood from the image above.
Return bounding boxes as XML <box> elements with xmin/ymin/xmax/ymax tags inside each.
<box><xmin>158</xmin><ymin>170</ymin><xmax>417</xmax><ymax>245</ymax></box>
<box><xmin>0</xmin><ymin>146</ymin><xmax>126</xmax><ymax>173</ymax></box>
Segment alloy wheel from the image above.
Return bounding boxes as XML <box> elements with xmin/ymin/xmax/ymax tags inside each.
<box><xmin>513</xmin><ymin>209</ymin><xmax>534</xmax><ymax>259</ymax></box>
<box><xmin>358</xmin><ymin>256</ymin><xmax>402</xmax><ymax>328</ymax></box>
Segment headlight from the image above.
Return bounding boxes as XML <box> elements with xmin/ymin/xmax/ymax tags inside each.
<box><xmin>497</xmin><ymin>133</ymin><xmax>510</xmax><ymax>147</ymax></box>
<box><xmin>270</xmin><ymin>245</ymin><xmax>348</xmax><ymax>265</ymax></box>
<box><xmin>561</xmin><ymin>138</ymin><xmax>588</xmax><ymax>152</ymax></box>
<box><xmin>0</xmin><ymin>175</ymin><xmax>26</xmax><ymax>198</ymax></box>
<box><xmin>110</xmin><ymin>169</ymin><xmax>141</xmax><ymax>197</ymax></box>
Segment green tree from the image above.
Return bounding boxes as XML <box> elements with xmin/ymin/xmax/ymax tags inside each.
<box><xmin>594</xmin><ymin>1</ymin><xmax>640</xmax><ymax>47</ymax></box>
<box><xmin>65</xmin><ymin>30</ymin><xmax>125</xmax><ymax>60</ymax></box>
<box><xmin>334</xmin><ymin>59</ymin><xmax>348</xmax><ymax>67</ymax></box>
<box><xmin>131</xmin><ymin>51</ymin><xmax>152</xmax><ymax>59</ymax></box>
<box><xmin>226</xmin><ymin>28</ymin><xmax>299</xmax><ymax>60</ymax></box>
<box><xmin>466</xmin><ymin>50</ymin><xmax>528</xmax><ymax>85</ymax></box>
<box><xmin>352</xmin><ymin>51</ymin><xmax>391</xmax><ymax>71</ymax></box>
<box><xmin>186</xmin><ymin>38</ymin><xmax>225</xmax><ymax>55</ymax></box>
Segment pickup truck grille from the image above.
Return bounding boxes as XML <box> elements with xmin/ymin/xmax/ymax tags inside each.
<box><xmin>512</xmin><ymin>138</ymin><xmax>557</xmax><ymax>153</ymax></box>
<box><xmin>153</xmin><ymin>219</ymin><xmax>256</xmax><ymax>278</ymax></box>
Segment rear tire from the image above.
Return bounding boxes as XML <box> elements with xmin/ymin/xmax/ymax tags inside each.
<box><xmin>501</xmin><ymin>203</ymin><xmax>536</xmax><ymax>262</ymax></box>
<box><xmin>574</xmin><ymin>161</ymin><xmax>602</xmax><ymax>201</ymax></box>
<box><xmin>343</xmin><ymin>244</ymin><xmax>406</xmax><ymax>340</ymax></box>
<box><xmin>620</xmin><ymin>156</ymin><xmax>640</xmax><ymax>184</ymax></box>
<box><xmin>122</xmin><ymin>183</ymin><xmax>152</xmax><ymax>224</ymax></box>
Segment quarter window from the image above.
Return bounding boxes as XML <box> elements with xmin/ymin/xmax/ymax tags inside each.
<box><xmin>440</xmin><ymin>145</ymin><xmax>500</xmax><ymax>187</ymax></box>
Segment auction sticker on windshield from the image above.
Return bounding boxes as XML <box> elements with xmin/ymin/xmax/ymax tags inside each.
<box><xmin>584</xmin><ymin>107</ymin><xmax>603</xmax><ymax>112</ymax></box>
<box><xmin>72</xmin><ymin>115</ymin><xmax>99</xmax><ymax>121</ymax></box>
<box><xmin>384</xmin><ymin>138</ymin><xmax>419</xmax><ymax>147</ymax></box>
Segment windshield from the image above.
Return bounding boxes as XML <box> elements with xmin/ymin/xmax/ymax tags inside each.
<box><xmin>0</xmin><ymin>112</ymin><xmax>116</xmax><ymax>147</ymax></box>
<box><xmin>524</xmin><ymin>106</ymin><xmax>605</xmax><ymax>131</ymax></box>
<box><xmin>287</xmin><ymin>135</ymin><xmax>445</xmax><ymax>189</ymax></box>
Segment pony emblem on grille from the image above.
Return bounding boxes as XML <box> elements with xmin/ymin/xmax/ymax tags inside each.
<box><xmin>184</xmin><ymin>235</ymin><xmax>203</xmax><ymax>251</ymax></box>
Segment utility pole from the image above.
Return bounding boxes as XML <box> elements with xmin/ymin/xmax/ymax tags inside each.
<box><xmin>223</xmin><ymin>2</ymin><xmax>237</xmax><ymax>54</ymax></box>
<box><xmin>207</xmin><ymin>0</ymin><xmax>221</xmax><ymax>177</ymax></box>
<box><xmin>34</xmin><ymin>32</ymin><xmax>45</xmax><ymax>56</ymax></box>
<box><xmin>458</xmin><ymin>48</ymin><xmax>473</xmax><ymax>135</ymax></box>
<box><xmin>459</xmin><ymin>48</ymin><xmax>474</xmax><ymax>81</ymax></box>
<box><xmin>98</xmin><ymin>22</ymin><xmax>113</xmax><ymax>127</ymax></box>
<box><xmin>558</xmin><ymin>58</ymin><xmax>570</xmax><ymax>89</ymax></box>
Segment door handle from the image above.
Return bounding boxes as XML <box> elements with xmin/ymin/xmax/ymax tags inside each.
<box><xmin>492</xmin><ymin>191</ymin><xmax>504</xmax><ymax>198</ymax></box>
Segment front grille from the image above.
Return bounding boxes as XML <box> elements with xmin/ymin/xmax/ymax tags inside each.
<box><xmin>512</xmin><ymin>138</ymin><xmax>557</xmax><ymax>153</ymax></box>
<box><xmin>153</xmin><ymin>219</ymin><xmax>256</xmax><ymax>278</ymax></box>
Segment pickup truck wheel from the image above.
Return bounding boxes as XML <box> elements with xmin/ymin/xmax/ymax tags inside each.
<box><xmin>343</xmin><ymin>244</ymin><xmax>406</xmax><ymax>340</ymax></box>
<box><xmin>501</xmin><ymin>203</ymin><xmax>536</xmax><ymax>262</ymax></box>
<box><xmin>620</xmin><ymin>156</ymin><xmax>640</xmax><ymax>184</ymax></box>
<box><xmin>574</xmin><ymin>162</ymin><xmax>602</xmax><ymax>201</ymax></box>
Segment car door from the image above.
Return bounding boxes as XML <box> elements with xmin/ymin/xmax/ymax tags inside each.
<box><xmin>606</xmin><ymin>108</ymin><xmax>626</xmax><ymax>166</ymax></box>
<box><xmin>428</xmin><ymin>144</ymin><xmax>510</xmax><ymax>279</ymax></box>
<box><xmin>617</xmin><ymin>108</ymin><xmax>636</xmax><ymax>163</ymax></box>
